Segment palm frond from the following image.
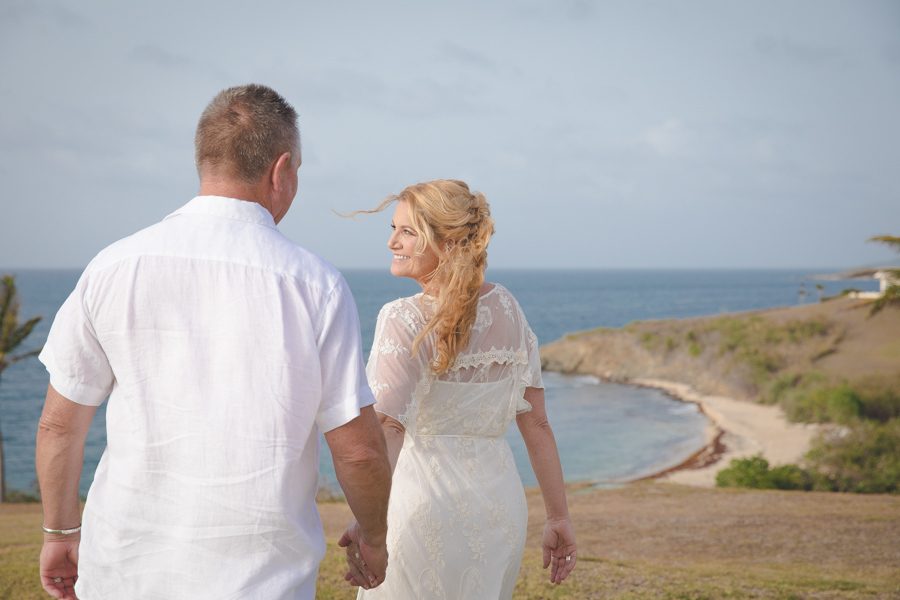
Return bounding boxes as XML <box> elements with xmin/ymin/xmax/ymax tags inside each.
<box><xmin>868</xmin><ymin>235</ymin><xmax>900</xmax><ymax>253</ymax></box>
<box><xmin>3</xmin><ymin>316</ymin><xmax>42</xmax><ymax>353</ymax></box>
<box><xmin>5</xmin><ymin>346</ymin><xmax>43</xmax><ymax>368</ymax></box>
<box><xmin>869</xmin><ymin>284</ymin><xmax>900</xmax><ymax>316</ymax></box>
<box><xmin>0</xmin><ymin>275</ymin><xmax>19</xmax><ymax>341</ymax></box>
<box><xmin>0</xmin><ymin>276</ymin><xmax>44</xmax><ymax>376</ymax></box>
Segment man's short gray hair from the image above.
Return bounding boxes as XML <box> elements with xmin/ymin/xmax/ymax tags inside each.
<box><xmin>195</xmin><ymin>84</ymin><xmax>299</xmax><ymax>184</ymax></box>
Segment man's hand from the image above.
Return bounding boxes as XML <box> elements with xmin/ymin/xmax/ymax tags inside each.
<box><xmin>325</xmin><ymin>406</ymin><xmax>391</xmax><ymax>589</ymax></box>
<box><xmin>37</xmin><ymin>385</ymin><xmax>94</xmax><ymax>600</ymax></box>
<box><xmin>338</xmin><ymin>520</ymin><xmax>388</xmax><ymax>590</ymax></box>
<box><xmin>40</xmin><ymin>536</ymin><xmax>80</xmax><ymax>599</ymax></box>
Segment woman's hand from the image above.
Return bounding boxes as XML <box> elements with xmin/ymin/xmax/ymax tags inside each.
<box><xmin>542</xmin><ymin>517</ymin><xmax>577</xmax><ymax>584</ymax></box>
<box><xmin>338</xmin><ymin>520</ymin><xmax>388</xmax><ymax>590</ymax></box>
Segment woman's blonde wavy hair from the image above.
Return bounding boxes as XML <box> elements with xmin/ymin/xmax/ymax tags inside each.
<box><xmin>365</xmin><ymin>180</ymin><xmax>495</xmax><ymax>375</ymax></box>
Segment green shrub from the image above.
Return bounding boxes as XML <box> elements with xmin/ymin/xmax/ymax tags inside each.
<box><xmin>767</xmin><ymin>464</ymin><xmax>813</xmax><ymax>491</ymax></box>
<box><xmin>715</xmin><ymin>455</ymin><xmax>811</xmax><ymax>491</ymax></box>
<box><xmin>779</xmin><ymin>374</ymin><xmax>861</xmax><ymax>425</ymax></box>
<box><xmin>853</xmin><ymin>374</ymin><xmax>900</xmax><ymax>422</ymax></box>
<box><xmin>783</xmin><ymin>317</ymin><xmax>828</xmax><ymax>342</ymax></box>
<box><xmin>716</xmin><ymin>455</ymin><xmax>771</xmax><ymax>488</ymax></box>
<box><xmin>743</xmin><ymin>348</ymin><xmax>783</xmax><ymax>384</ymax></box>
<box><xmin>4</xmin><ymin>489</ymin><xmax>40</xmax><ymax>503</ymax></box>
<box><xmin>762</xmin><ymin>373</ymin><xmax>801</xmax><ymax>405</ymax></box>
<box><xmin>827</xmin><ymin>385</ymin><xmax>864</xmax><ymax>423</ymax></box>
<box><xmin>806</xmin><ymin>419</ymin><xmax>900</xmax><ymax>494</ymax></box>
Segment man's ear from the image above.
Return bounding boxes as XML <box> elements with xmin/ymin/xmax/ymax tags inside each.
<box><xmin>271</xmin><ymin>152</ymin><xmax>293</xmax><ymax>192</ymax></box>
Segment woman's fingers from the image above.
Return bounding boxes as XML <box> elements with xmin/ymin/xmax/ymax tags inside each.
<box><xmin>344</xmin><ymin>542</ymin><xmax>376</xmax><ymax>590</ymax></box>
<box><xmin>548</xmin><ymin>548</ymin><xmax>577</xmax><ymax>584</ymax></box>
<box><xmin>556</xmin><ymin>550</ymin><xmax>576</xmax><ymax>583</ymax></box>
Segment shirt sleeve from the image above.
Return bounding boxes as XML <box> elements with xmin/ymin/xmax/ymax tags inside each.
<box><xmin>314</xmin><ymin>277</ymin><xmax>376</xmax><ymax>433</ymax></box>
<box><xmin>366</xmin><ymin>299</ymin><xmax>430</xmax><ymax>438</ymax></box>
<box><xmin>39</xmin><ymin>270</ymin><xmax>115</xmax><ymax>406</ymax></box>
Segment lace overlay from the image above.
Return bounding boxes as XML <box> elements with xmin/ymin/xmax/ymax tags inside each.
<box><xmin>360</xmin><ymin>284</ymin><xmax>542</xmax><ymax>600</ymax></box>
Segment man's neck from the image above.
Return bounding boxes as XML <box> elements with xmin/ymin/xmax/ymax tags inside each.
<box><xmin>198</xmin><ymin>177</ymin><xmax>275</xmax><ymax>217</ymax></box>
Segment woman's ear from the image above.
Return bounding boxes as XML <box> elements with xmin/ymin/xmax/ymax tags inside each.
<box><xmin>444</xmin><ymin>239</ymin><xmax>457</xmax><ymax>253</ymax></box>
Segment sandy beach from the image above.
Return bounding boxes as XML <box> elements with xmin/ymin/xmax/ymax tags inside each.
<box><xmin>539</xmin><ymin>297</ymin><xmax>900</xmax><ymax>488</ymax></box>
<box><xmin>630</xmin><ymin>378</ymin><xmax>822</xmax><ymax>486</ymax></box>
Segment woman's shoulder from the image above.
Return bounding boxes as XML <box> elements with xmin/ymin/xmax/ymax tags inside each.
<box><xmin>378</xmin><ymin>294</ymin><xmax>426</xmax><ymax>327</ymax></box>
<box><xmin>381</xmin><ymin>292</ymin><xmax>423</xmax><ymax>310</ymax></box>
<box><xmin>480</xmin><ymin>282</ymin><xmax>535</xmax><ymax>334</ymax></box>
<box><xmin>481</xmin><ymin>282</ymin><xmax>520</xmax><ymax>310</ymax></box>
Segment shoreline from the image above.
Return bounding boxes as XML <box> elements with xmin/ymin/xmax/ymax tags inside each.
<box><xmin>623</xmin><ymin>378</ymin><xmax>822</xmax><ymax>487</ymax></box>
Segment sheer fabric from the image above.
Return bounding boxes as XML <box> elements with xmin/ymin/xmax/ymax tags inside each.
<box><xmin>360</xmin><ymin>284</ymin><xmax>543</xmax><ymax>599</ymax></box>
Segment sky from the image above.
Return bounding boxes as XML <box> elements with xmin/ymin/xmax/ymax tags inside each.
<box><xmin>1</xmin><ymin>0</ymin><xmax>898</xmax><ymax>271</ymax></box>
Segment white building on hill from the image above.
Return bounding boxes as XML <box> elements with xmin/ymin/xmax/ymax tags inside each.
<box><xmin>810</xmin><ymin>265</ymin><xmax>900</xmax><ymax>299</ymax></box>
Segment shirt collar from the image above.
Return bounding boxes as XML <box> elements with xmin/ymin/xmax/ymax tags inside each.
<box><xmin>165</xmin><ymin>196</ymin><xmax>277</xmax><ymax>229</ymax></box>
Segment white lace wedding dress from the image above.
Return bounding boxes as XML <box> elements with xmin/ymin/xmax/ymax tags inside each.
<box><xmin>358</xmin><ymin>284</ymin><xmax>543</xmax><ymax>600</ymax></box>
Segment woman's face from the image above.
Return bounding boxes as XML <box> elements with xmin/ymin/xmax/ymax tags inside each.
<box><xmin>388</xmin><ymin>201</ymin><xmax>440</xmax><ymax>289</ymax></box>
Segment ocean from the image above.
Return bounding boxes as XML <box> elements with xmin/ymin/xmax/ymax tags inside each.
<box><xmin>0</xmin><ymin>268</ymin><xmax>877</xmax><ymax>495</ymax></box>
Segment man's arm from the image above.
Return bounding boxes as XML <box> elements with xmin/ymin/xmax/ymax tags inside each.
<box><xmin>36</xmin><ymin>383</ymin><xmax>98</xmax><ymax>599</ymax></box>
<box><xmin>324</xmin><ymin>405</ymin><xmax>392</xmax><ymax>589</ymax></box>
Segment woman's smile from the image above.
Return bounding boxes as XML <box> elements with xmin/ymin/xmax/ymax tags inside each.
<box><xmin>387</xmin><ymin>201</ymin><xmax>439</xmax><ymax>288</ymax></box>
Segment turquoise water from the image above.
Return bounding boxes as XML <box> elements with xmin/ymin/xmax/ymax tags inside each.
<box><xmin>0</xmin><ymin>268</ymin><xmax>877</xmax><ymax>495</ymax></box>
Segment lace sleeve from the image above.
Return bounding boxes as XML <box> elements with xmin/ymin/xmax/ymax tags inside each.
<box><xmin>366</xmin><ymin>298</ymin><xmax>430</xmax><ymax>437</ymax></box>
<box><xmin>523</xmin><ymin>323</ymin><xmax>543</xmax><ymax>390</ymax></box>
<box><xmin>514</xmin><ymin>294</ymin><xmax>543</xmax><ymax>414</ymax></box>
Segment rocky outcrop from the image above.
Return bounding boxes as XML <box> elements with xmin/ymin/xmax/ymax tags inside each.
<box><xmin>540</xmin><ymin>328</ymin><xmax>753</xmax><ymax>400</ymax></box>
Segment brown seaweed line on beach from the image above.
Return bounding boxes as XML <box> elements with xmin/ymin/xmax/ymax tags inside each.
<box><xmin>615</xmin><ymin>379</ymin><xmax>728</xmax><ymax>483</ymax></box>
<box><xmin>630</xmin><ymin>428</ymin><xmax>727</xmax><ymax>482</ymax></box>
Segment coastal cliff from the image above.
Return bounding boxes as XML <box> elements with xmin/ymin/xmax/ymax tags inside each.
<box><xmin>540</xmin><ymin>296</ymin><xmax>900</xmax><ymax>402</ymax></box>
<box><xmin>540</xmin><ymin>297</ymin><xmax>900</xmax><ymax>488</ymax></box>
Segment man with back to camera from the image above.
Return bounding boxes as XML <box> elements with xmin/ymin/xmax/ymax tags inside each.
<box><xmin>35</xmin><ymin>84</ymin><xmax>392</xmax><ymax>599</ymax></box>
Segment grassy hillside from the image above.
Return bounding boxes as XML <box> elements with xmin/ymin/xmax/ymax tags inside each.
<box><xmin>541</xmin><ymin>297</ymin><xmax>900</xmax><ymax>402</ymax></box>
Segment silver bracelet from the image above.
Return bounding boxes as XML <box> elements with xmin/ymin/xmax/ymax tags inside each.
<box><xmin>42</xmin><ymin>524</ymin><xmax>82</xmax><ymax>535</ymax></box>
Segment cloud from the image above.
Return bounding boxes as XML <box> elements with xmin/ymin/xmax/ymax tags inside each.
<box><xmin>566</xmin><ymin>0</ymin><xmax>594</xmax><ymax>20</ymax></box>
<box><xmin>129</xmin><ymin>43</ymin><xmax>232</xmax><ymax>81</ymax></box>
<box><xmin>131</xmin><ymin>43</ymin><xmax>194</xmax><ymax>70</ymax></box>
<box><xmin>293</xmin><ymin>67</ymin><xmax>389</xmax><ymax>113</ymax></box>
<box><xmin>435</xmin><ymin>42</ymin><xmax>501</xmax><ymax>74</ymax></box>
<box><xmin>388</xmin><ymin>76</ymin><xmax>493</xmax><ymax>118</ymax></box>
<box><xmin>753</xmin><ymin>34</ymin><xmax>847</xmax><ymax>66</ymax></box>
<box><xmin>639</xmin><ymin>119</ymin><xmax>697</xmax><ymax>158</ymax></box>
<box><xmin>882</xmin><ymin>45</ymin><xmax>900</xmax><ymax>68</ymax></box>
<box><xmin>0</xmin><ymin>0</ymin><xmax>85</xmax><ymax>27</ymax></box>
<box><xmin>508</xmin><ymin>0</ymin><xmax>594</xmax><ymax>22</ymax></box>
<box><xmin>294</xmin><ymin>67</ymin><xmax>494</xmax><ymax>119</ymax></box>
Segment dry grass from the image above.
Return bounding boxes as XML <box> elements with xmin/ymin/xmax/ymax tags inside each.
<box><xmin>3</xmin><ymin>484</ymin><xmax>899</xmax><ymax>599</ymax></box>
<box><xmin>322</xmin><ymin>482</ymin><xmax>900</xmax><ymax>598</ymax></box>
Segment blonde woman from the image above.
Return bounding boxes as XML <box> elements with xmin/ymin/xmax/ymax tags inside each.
<box><xmin>339</xmin><ymin>180</ymin><xmax>576</xmax><ymax>598</ymax></box>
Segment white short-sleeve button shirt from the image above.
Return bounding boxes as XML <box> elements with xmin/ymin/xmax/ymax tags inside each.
<box><xmin>40</xmin><ymin>196</ymin><xmax>375</xmax><ymax>600</ymax></box>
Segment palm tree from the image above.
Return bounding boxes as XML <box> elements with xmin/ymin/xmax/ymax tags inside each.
<box><xmin>0</xmin><ymin>275</ymin><xmax>43</xmax><ymax>502</ymax></box>
<box><xmin>868</xmin><ymin>236</ymin><xmax>900</xmax><ymax>316</ymax></box>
